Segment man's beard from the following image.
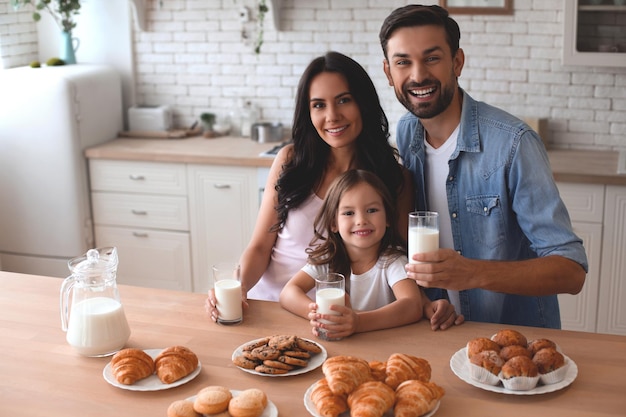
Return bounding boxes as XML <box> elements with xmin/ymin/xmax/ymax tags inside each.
<box><xmin>396</xmin><ymin>79</ymin><xmax>456</xmax><ymax>120</ymax></box>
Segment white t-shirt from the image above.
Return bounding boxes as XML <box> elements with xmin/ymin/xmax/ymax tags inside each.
<box><xmin>301</xmin><ymin>253</ymin><xmax>409</xmax><ymax>311</ymax></box>
<box><xmin>425</xmin><ymin>125</ymin><xmax>460</xmax><ymax>312</ymax></box>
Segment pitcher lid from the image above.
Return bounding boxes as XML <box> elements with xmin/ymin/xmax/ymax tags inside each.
<box><xmin>68</xmin><ymin>247</ymin><xmax>118</xmax><ymax>274</ymax></box>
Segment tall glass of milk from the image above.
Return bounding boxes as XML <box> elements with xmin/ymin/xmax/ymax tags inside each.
<box><xmin>408</xmin><ymin>211</ymin><xmax>439</xmax><ymax>264</ymax></box>
<box><xmin>314</xmin><ymin>273</ymin><xmax>345</xmax><ymax>341</ymax></box>
<box><xmin>212</xmin><ymin>263</ymin><xmax>243</xmax><ymax>325</ymax></box>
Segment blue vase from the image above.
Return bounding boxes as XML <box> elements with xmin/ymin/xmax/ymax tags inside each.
<box><xmin>60</xmin><ymin>31</ymin><xmax>79</xmax><ymax>65</ymax></box>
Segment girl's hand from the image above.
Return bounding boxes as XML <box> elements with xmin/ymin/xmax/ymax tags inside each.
<box><xmin>311</xmin><ymin>304</ymin><xmax>358</xmax><ymax>339</ymax></box>
<box><xmin>424</xmin><ymin>299</ymin><xmax>464</xmax><ymax>330</ymax></box>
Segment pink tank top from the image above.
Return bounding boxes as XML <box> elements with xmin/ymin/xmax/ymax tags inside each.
<box><xmin>247</xmin><ymin>193</ymin><xmax>323</xmax><ymax>301</ymax></box>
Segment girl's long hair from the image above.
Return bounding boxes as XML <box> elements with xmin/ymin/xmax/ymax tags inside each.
<box><xmin>307</xmin><ymin>170</ymin><xmax>407</xmax><ymax>278</ymax></box>
<box><xmin>270</xmin><ymin>51</ymin><xmax>406</xmax><ymax>232</ymax></box>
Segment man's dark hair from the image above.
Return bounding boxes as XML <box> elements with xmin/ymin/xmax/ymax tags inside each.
<box><xmin>379</xmin><ymin>4</ymin><xmax>461</xmax><ymax>58</ymax></box>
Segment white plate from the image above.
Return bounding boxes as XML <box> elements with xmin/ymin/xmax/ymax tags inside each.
<box><xmin>303</xmin><ymin>382</ymin><xmax>440</xmax><ymax>417</ymax></box>
<box><xmin>231</xmin><ymin>337</ymin><xmax>327</xmax><ymax>377</ymax></box>
<box><xmin>103</xmin><ymin>348</ymin><xmax>202</xmax><ymax>391</ymax></box>
<box><xmin>186</xmin><ymin>390</ymin><xmax>278</xmax><ymax>417</ymax></box>
<box><xmin>450</xmin><ymin>347</ymin><xmax>578</xmax><ymax>395</ymax></box>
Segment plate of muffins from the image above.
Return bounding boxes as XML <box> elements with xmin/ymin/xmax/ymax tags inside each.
<box><xmin>450</xmin><ymin>329</ymin><xmax>578</xmax><ymax>395</ymax></box>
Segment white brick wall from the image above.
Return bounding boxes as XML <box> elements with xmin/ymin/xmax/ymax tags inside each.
<box><xmin>1</xmin><ymin>0</ymin><xmax>625</xmax><ymax>151</ymax></box>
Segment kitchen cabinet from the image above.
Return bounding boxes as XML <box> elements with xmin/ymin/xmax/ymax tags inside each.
<box><xmin>89</xmin><ymin>160</ymin><xmax>193</xmax><ymax>291</ymax></box>
<box><xmin>557</xmin><ymin>182</ymin><xmax>626</xmax><ymax>336</ymax></box>
<box><xmin>563</xmin><ymin>0</ymin><xmax>626</xmax><ymax>67</ymax></box>
<box><xmin>556</xmin><ymin>182</ymin><xmax>603</xmax><ymax>332</ymax></box>
<box><xmin>597</xmin><ymin>185</ymin><xmax>626</xmax><ymax>335</ymax></box>
<box><xmin>187</xmin><ymin>165</ymin><xmax>259</xmax><ymax>294</ymax></box>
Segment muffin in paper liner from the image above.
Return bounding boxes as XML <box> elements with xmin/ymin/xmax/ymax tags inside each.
<box><xmin>539</xmin><ymin>359</ymin><xmax>570</xmax><ymax>385</ymax></box>
<box><xmin>499</xmin><ymin>373</ymin><xmax>540</xmax><ymax>391</ymax></box>
<box><xmin>468</xmin><ymin>362</ymin><xmax>501</xmax><ymax>386</ymax></box>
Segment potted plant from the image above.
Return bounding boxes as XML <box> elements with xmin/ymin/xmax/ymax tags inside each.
<box><xmin>200</xmin><ymin>112</ymin><xmax>216</xmax><ymax>138</ymax></box>
<box><xmin>11</xmin><ymin>0</ymin><xmax>81</xmax><ymax>64</ymax></box>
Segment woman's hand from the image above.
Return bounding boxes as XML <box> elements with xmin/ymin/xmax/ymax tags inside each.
<box><xmin>205</xmin><ymin>287</ymin><xmax>249</xmax><ymax>323</ymax></box>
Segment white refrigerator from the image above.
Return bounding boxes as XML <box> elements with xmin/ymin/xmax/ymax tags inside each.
<box><xmin>0</xmin><ymin>65</ymin><xmax>123</xmax><ymax>277</ymax></box>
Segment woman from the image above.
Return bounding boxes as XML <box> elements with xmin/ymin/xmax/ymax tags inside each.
<box><xmin>207</xmin><ymin>51</ymin><xmax>461</xmax><ymax>330</ymax></box>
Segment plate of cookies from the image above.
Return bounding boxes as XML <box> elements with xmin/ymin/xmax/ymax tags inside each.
<box><xmin>104</xmin><ymin>346</ymin><xmax>201</xmax><ymax>391</ymax></box>
<box><xmin>231</xmin><ymin>335</ymin><xmax>327</xmax><ymax>377</ymax></box>
<box><xmin>450</xmin><ymin>329</ymin><xmax>578</xmax><ymax>395</ymax></box>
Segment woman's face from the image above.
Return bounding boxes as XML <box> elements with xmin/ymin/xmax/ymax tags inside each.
<box><xmin>308</xmin><ymin>72</ymin><xmax>363</xmax><ymax>150</ymax></box>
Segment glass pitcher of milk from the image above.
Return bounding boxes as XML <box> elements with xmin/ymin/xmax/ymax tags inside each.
<box><xmin>60</xmin><ymin>247</ymin><xmax>131</xmax><ymax>357</ymax></box>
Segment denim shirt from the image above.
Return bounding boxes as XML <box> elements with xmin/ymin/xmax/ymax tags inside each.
<box><xmin>396</xmin><ymin>89</ymin><xmax>588</xmax><ymax>329</ymax></box>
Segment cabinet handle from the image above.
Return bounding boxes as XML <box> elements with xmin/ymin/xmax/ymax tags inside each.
<box><xmin>131</xmin><ymin>209</ymin><xmax>148</xmax><ymax>215</ymax></box>
<box><xmin>132</xmin><ymin>232</ymin><xmax>149</xmax><ymax>238</ymax></box>
<box><xmin>129</xmin><ymin>174</ymin><xmax>146</xmax><ymax>180</ymax></box>
<box><xmin>214</xmin><ymin>183</ymin><xmax>231</xmax><ymax>189</ymax></box>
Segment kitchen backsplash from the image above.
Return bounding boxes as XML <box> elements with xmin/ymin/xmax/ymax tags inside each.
<box><xmin>2</xmin><ymin>0</ymin><xmax>625</xmax><ymax>151</ymax></box>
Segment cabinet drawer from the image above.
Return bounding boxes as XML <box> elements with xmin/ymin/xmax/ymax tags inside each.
<box><xmin>95</xmin><ymin>225</ymin><xmax>192</xmax><ymax>291</ymax></box>
<box><xmin>92</xmin><ymin>192</ymin><xmax>189</xmax><ymax>231</ymax></box>
<box><xmin>556</xmin><ymin>182</ymin><xmax>604</xmax><ymax>223</ymax></box>
<box><xmin>90</xmin><ymin>160</ymin><xmax>187</xmax><ymax>195</ymax></box>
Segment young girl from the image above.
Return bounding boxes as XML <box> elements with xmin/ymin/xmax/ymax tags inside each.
<box><xmin>280</xmin><ymin>169</ymin><xmax>436</xmax><ymax>339</ymax></box>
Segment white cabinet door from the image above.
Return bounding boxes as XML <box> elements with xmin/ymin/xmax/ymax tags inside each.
<box><xmin>95</xmin><ymin>226</ymin><xmax>192</xmax><ymax>291</ymax></box>
<box><xmin>597</xmin><ymin>185</ymin><xmax>626</xmax><ymax>335</ymax></box>
<box><xmin>188</xmin><ymin>165</ymin><xmax>258</xmax><ymax>294</ymax></box>
<box><xmin>90</xmin><ymin>160</ymin><xmax>192</xmax><ymax>291</ymax></box>
<box><xmin>556</xmin><ymin>182</ymin><xmax>604</xmax><ymax>332</ymax></box>
<box><xmin>557</xmin><ymin>221</ymin><xmax>602</xmax><ymax>332</ymax></box>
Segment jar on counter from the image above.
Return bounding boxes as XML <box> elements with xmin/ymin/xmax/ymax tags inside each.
<box><xmin>230</xmin><ymin>100</ymin><xmax>258</xmax><ymax>137</ymax></box>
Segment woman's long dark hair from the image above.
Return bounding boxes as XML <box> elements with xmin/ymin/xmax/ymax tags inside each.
<box><xmin>271</xmin><ymin>51</ymin><xmax>405</xmax><ymax>232</ymax></box>
<box><xmin>307</xmin><ymin>170</ymin><xmax>407</xmax><ymax>278</ymax></box>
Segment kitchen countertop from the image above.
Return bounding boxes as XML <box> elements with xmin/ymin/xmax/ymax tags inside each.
<box><xmin>2</xmin><ymin>271</ymin><xmax>626</xmax><ymax>417</ymax></box>
<box><xmin>85</xmin><ymin>136</ymin><xmax>626</xmax><ymax>185</ymax></box>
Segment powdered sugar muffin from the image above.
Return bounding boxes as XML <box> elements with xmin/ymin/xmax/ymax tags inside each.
<box><xmin>467</xmin><ymin>337</ymin><xmax>501</xmax><ymax>358</ymax></box>
<box><xmin>468</xmin><ymin>350</ymin><xmax>503</xmax><ymax>385</ymax></box>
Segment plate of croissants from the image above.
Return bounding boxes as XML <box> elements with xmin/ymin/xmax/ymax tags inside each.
<box><xmin>450</xmin><ymin>329</ymin><xmax>578</xmax><ymax>395</ymax></box>
<box><xmin>103</xmin><ymin>346</ymin><xmax>201</xmax><ymax>391</ymax></box>
<box><xmin>304</xmin><ymin>354</ymin><xmax>443</xmax><ymax>417</ymax></box>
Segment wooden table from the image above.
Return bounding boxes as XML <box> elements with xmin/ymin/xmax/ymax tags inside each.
<box><xmin>2</xmin><ymin>272</ymin><xmax>625</xmax><ymax>416</ymax></box>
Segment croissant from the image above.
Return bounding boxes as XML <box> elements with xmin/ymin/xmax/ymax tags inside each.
<box><xmin>368</xmin><ymin>360</ymin><xmax>387</xmax><ymax>382</ymax></box>
<box><xmin>394</xmin><ymin>379</ymin><xmax>445</xmax><ymax>417</ymax></box>
<box><xmin>110</xmin><ymin>348</ymin><xmax>155</xmax><ymax>385</ymax></box>
<box><xmin>384</xmin><ymin>353</ymin><xmax>431</xmax><ymax>389</ymax></box>
<box><xmin>347</xmin><ymin>381</ymin><xmax>395</xmax><ymax>417</ymax></box>
<box><xmin>154</xmin><ymin>346</ymin><xmax>198</xmax><ymax>384</ymax></box>
<box><xmin>322</xmin><ymin>356</ymin><xmax>373</xmax><ymax>396</ymax></box>
<box><xmin>309</xmin><ymin>378</ymin><xmax>348</xmax><ymax>417</ymax></box>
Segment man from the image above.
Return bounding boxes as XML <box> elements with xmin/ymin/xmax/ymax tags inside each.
<box><xmin>379</xmin><ymin>4</ymin><xmax>587</xmax><ymax>328</ymax></box>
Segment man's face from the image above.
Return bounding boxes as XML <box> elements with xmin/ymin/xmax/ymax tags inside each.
<box><xmin>383</xmin><ymin>25</ymin><xmax>463</xmax><ymax>119</ymax></box>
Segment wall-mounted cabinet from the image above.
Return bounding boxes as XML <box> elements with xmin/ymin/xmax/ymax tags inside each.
<box><xmin>563</xmin><ymin>0</ymin><xmax>626</xmax><ymax>67</ymax></box>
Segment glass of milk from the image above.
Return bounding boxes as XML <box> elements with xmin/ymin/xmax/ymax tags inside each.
<box><xmin>212</xmin><ymin>263</ymin><xmax>243</xmax><ymax>325</ymax></box>
<box><xmin>314</xmin><ymin>272</ymin><xmax>345</xmax><ymax>341</ymax></box>
<box><xmin>408</xmin><ymin>211</ymin><xmax>439</xmax><ymax>263</ymax></box>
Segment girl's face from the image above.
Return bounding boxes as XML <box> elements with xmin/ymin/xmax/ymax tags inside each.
<box><xmin>332</xmin><ymin>182</ymin><xmax>388</xmax><ymax>251</ymax></box>
<box><xmin>309</xmin><ymin>72</ymin><xmax>363</xmax><ymax>150</ymax></box>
